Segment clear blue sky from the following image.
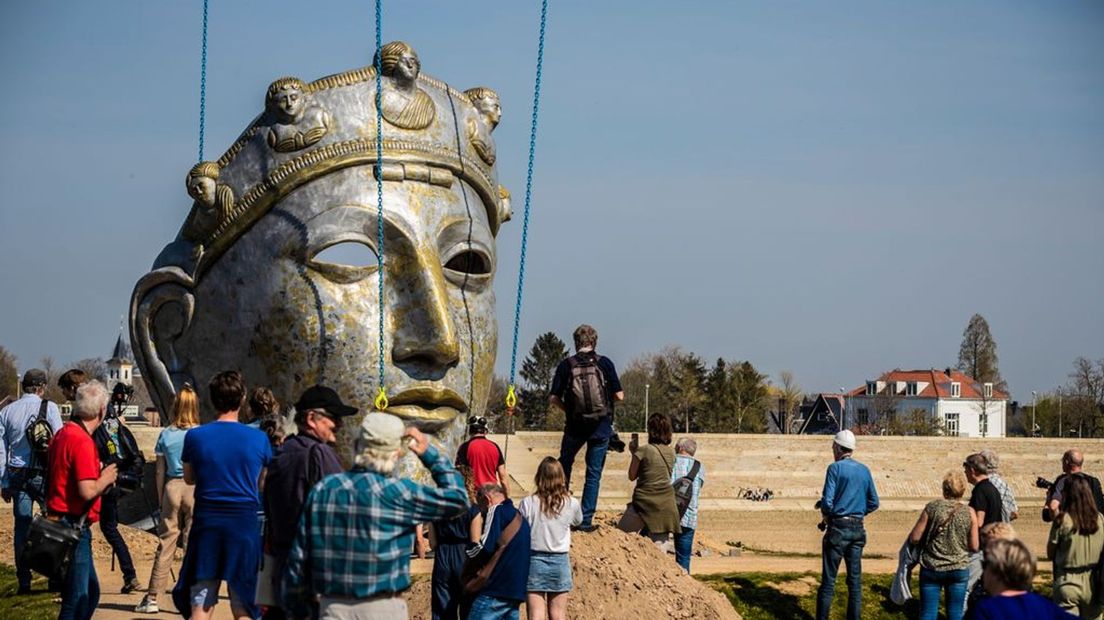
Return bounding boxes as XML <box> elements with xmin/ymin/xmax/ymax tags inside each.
<box><xmin>1</xmin><ymin>1</ymin><xmax>1101</xmax><ymax>404</ymax></box>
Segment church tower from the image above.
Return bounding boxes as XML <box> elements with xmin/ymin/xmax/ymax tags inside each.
<box><xmin>107</xmin><ymin>332</ymin><xmax>135</xmax><ymax>386</ymax></box>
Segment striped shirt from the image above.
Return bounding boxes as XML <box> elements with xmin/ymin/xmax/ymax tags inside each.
<box><xmin>281</xmin><ymin>445</ymin><xmax>467</xmax><ymax>611</ymax></box>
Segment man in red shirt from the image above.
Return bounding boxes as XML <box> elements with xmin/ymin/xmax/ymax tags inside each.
<box><xmin>47</xmin><ymin>380</ymin><xmax>118</xmax><ymax>620</ymax></box>
<box><xmin>455</xmin><ymin>416</ymin><xmax>510</xmax><ymax>496</ymax></box>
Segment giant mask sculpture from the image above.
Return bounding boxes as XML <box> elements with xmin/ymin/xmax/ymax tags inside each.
<box><xmin>130</xmin><ymin>42</ymin><xmax>510</xmax><ymax>477</ymax></box>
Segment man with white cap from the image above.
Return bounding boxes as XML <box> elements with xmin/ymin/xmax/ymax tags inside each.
<box><xmin>815</xmin><ymin>430</ymin><xmax>880</xmax><ymax>620</ymax></box>
<box><xmin>282</xmin><ymin>413</ymin><xmax>468</xmax><ymax>619</ymax></box>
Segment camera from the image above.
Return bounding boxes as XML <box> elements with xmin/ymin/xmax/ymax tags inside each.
<box><xmin>1036</xmin><ymin>476</ymin><xmax>1054</xmax><ymax>490</ymax></box>
<box><xmin>608</xmin><ymin>432</ymin><xmax>626</xmax><ymax>453</ymax></box>
<box><xmin>115</xmin><ymin>469</ymin><xmax>142</xmax><ymax>495</ymax></box>
<box><xmin>814</xmin><ymin>499</ymin><xmax>827</xmax><ymax>531</ymax></box>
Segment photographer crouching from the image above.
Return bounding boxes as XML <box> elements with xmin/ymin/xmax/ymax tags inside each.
<box><xmin>1038</xmin><ymin>449</ymin><xmax>1104</xmax><ymax>523</ymax></box>
<box><xmin>93</xmin><ymin>382</ymin><xmax>146</xmax><ymax>593</ymax></box>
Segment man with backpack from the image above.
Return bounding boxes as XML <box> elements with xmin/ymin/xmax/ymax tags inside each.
<box><xmin>549</xmin><ymin>324</ymin><xmax>623</xmax><ymax>532</ymax></box>
<box><xmin>670</xmin><ymin>437</ymin><xmax>705</xmax><ymax>572</ymax></box>
<box><xmin>0</xmin><ymin>368</ymin><xmax>64</xmax><ymax>594</ymax></box>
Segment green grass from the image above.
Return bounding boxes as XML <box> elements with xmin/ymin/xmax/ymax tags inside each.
<box><xmin>0</xmin><ymin>564</ymin><xmax>56</xmax><ymax>620</ymax></box>
<box><xmin>698</xmin><ymin>571</ymin><xmax>1054</xmax><ymax>620</ymax></box>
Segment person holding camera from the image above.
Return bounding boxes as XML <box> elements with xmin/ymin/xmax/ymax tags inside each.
<box><xmin>93</xmin><ymin>381</ymin><xmax>146</xmax><ymax>594</ymax></box>
<box><xmin>1042</xmin><ymin>449</ymin><xmax>1104</xmax><ymax>523</ymax></box>
<box><xmin>0</xmin><ymin>369</ymin><xmax>64</xmax><ymax>594</ymax></box>
<box><xmin>815</xmin><ymin>430</ymin><xmax>879</xmax><ymax>620</ymax></box>
<box><xmin>549</xmin><ymin>324</ymin><xmax>624</xmax><ymax>533</ymax></box>
<box><xmin>617</xmin><ymin>414</ymin><xmax>680</xmax><ymax>546</ymax></box>
<box><xmin>47</xmin><ymin>380</ymin><xmax>119</xmax><ymax>620</ymax></box>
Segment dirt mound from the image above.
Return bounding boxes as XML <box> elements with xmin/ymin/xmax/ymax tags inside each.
<box><xmin>405</xmin><ymin>524</ymin><xmax>740</xmax><ymax>620</ymax></box>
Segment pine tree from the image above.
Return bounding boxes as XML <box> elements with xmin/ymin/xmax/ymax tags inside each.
<box><xmin>957</xmin><ymin>314</ymin><xmax>1007</xmax><ymax>392</ymax></box>
<box><xmin>518</xmin><ymin>332</ymin><xmax>568</xmax><ymax>430</ymax></box>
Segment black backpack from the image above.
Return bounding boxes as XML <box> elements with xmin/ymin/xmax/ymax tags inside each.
<box><xmin>673</xmin><ymin>459</ymin><xmax>701</xmax><ymax>517</ymax></box>
<box><xmin>25</xmin><ymin>399</ymin><xmax>54</xmax><ymax>468</ymax></box>
<box><xmin>566</xmin><ymin>353</ymin><xmax>609</xmax><ymax>423</ymax></box>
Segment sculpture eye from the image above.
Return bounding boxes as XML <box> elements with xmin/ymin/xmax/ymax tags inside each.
<box><xmin>444</xmin><ymin>250</ymin><xmax>490</xmax><ymax>276</ymax></box>
<box><xmin>308</xmin><ymin>240</ymin><xmax>379</xmax><ymax>284</ymax></box>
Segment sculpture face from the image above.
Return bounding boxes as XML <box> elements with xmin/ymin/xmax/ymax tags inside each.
<box><xmin>272</xmin><ymin>85</ymin><xmax>305</xmax><ymax>121</ymax></box>
<box><xmin>175</xmin><ymin>167</ymin><xmax>497</xmax><ymax>466</ymax></box>
<box><xmin>132</xmin><ymin>41</ymin><xmax>506</xmax><ymax>479</ymax></box>
<box><xmin>475</xmin><ymin>96</ymin><xmax>501</xmax><ymax>128</ymax></box>
<box><xmin>395</xmin><ymin>51</ymin><xmax>420</xmax><ymax>85</ymax></box>
<box><xmin>187</xmin><ymin>176</ymin><xmax>216</xmax><ymax>207</ymax></box>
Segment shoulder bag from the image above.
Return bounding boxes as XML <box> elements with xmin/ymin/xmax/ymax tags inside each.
<box><xmin>461</xmin><ymin>512</ymin><xmax>523</xmax><ymax>594</ymax></box>
<box><xmin>21</xmin><ymin>506</ymin><xmax>92</xmax><ymax>582</ymax></box>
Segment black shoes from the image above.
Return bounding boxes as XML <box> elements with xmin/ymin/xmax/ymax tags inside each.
<box><xmin>572</xmin><ymin>523</ymin><xmax>599</xmax><ymax>533</ymax></box>
<box><xmin>121</xmin><ymin>577</ymin><xmax>143</xmax><ymax>594</ymax></box>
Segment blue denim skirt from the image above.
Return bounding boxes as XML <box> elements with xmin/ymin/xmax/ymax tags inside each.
<box><xmin>526</xmin><ymin>551</ymin><xmax>572</xmax><ymax>593</ymax></box>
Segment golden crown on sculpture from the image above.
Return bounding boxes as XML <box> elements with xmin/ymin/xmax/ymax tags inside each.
<box><xmin>174</xmin><ymin>41</ymin><xmax>510</xmax><ymax>277</ymax></box>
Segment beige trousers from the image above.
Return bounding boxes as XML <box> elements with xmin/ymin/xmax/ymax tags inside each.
<box><xmin>147</xmin><ymin>478</ymin><xmax>195</xmax><ymax>596</ymax></box>
<box><xmin>319</xmin><ymin>595</ymin><xmax>408</xmax><ymax>619</ymax></box>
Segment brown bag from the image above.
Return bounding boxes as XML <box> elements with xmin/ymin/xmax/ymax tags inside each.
<box><xmin>461</xmin><ymin>512</ymin><xmax>523</xmax><ymax>595</ymax></box>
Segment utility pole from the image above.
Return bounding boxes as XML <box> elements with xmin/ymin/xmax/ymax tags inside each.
<box><xmin>1058</xmin><ymin>388</ymin><xmax>1063</xmax><ymax>437</ymax></box>
<box><xmin>644</xmin><ymin>383</ymin><xmax>650</xmax><ymax>432</ymax></box>
<box><xmin>1032</xmin><ymin>391</ymin><xmax>1037</xmax><ymax>437</ymax></box>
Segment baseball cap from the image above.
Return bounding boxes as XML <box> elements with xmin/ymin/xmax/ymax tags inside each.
<box><xmin>356</xmin><ymin>413</ymin><xmax>405</xmax><ymax>453</ymax></box>
<box><xmin>21</xmin><ymin>369</ymin><xmax>47</xmax><ymax>388</ymax></box>
<box><xmin>833</xmin><ymin>430</ymin><xmax>856</xmax><ymax>451</ymax></box>
<box><xmin>294</xmin><ymin>385</ymin><xmax>358</xmax><ymax>418</ymax></box>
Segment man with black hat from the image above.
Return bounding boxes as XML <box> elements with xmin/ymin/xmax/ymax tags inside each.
<box><xmin>0</xmin><ymin>369</ymin><xmax>64</xmax><ymax>594</ymax></box>
<box><xmin>456</xmin><ymin>415</ymin><xmax>510</xmax><ymax>497</ymax></box>
<box><xmin>261</xmin><ymin>385</ymin><xmax>356</xmax><ymax>618</ymax></box>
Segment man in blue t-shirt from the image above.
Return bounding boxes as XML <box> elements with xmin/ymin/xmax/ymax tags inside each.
<box><xmin>174</xmin><ymin>371</ymin><xmax>271</xmax><ymax>619</ymax></box>
<box><xmin>549</xmin><ymin>324</ymin><xmax>623</xmax><ymax>532</ymax></box>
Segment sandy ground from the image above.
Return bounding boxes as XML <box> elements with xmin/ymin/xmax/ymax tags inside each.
<box><xmin>1</xmin><ymin>505</ymin><xmax>1055</xmax><ymax>619</ymax></box>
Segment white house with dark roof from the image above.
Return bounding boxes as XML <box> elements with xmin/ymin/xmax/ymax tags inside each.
<box><xmin>845</xmin><ymin>368</ymin><xmax>1008</xmax><ymax>438</ymax></box>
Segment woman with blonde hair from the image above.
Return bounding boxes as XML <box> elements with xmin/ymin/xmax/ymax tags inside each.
<box><xmin>908</xmin><ymin>470</ymin><xmax>979</xmax><ymax>620</ymax></box>
<box><xmin>519</xmin><ymin>457</ymin><xmax>582</xmax><ymax>620</ymax></box>
<box><xmin>136</xmin><ymin>385</ymin><xmax>200</xmax><ymax>613</ymax></box>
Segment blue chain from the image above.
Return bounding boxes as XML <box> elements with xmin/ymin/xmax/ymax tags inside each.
<box><xmin>197</xmin><ymin>0</ymin><xmax>208</xmax><ymax>162</ymax></box>
<box><xmin>374</xmin><ymin>0</ymin><xmax>386</xmax><ymax>396</ymax></box>
<box><xmin>507</xmin><ymin>0</ymin><xmax>549</xmax><ymax>387</ymax></box>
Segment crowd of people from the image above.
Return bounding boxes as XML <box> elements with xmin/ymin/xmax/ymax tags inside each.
<box><xmin>2</xmin><ymin>324</ymin><xmax>1102</xmax><ymax>619</ymax></box>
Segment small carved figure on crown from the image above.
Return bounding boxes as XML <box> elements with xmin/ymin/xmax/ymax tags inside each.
<box><xmin>182</xmin><ymin>161</ymin><xmax>234</xmax><ymax>246</ymax></box>
<box><xmin>376</xmin><ymin>41</ymin><xmax>436</xmax><ymax>131</ymax></box>
<box><xmin>464</xmin><ymin>86</ymin><xmax>500</xmax><ymax>166</ymax></box>
<box><xmin>497</xmin><ymin>185</ymin><xmax>512</xmax><ymax>224</ymax></box>
<box><xmin>265</xmin><ymin>77</ymin><xmax>332</xmax><ymax>153</ymax></box>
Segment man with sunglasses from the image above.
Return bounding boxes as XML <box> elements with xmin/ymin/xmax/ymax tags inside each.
<box><xmin>262</xmin><ymin>385</ymin><xmax>357</xmax><ymax>618</ymax></box>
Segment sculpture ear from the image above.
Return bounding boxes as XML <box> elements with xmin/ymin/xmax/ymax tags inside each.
<box><xmin>129</xmin><ymin>266</ymin><xmax>197</xmax><ymax>424</ymax></box>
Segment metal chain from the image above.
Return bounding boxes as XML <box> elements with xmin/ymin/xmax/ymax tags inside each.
<box><xmin>507</xmin><ymin>0</ymin><xmax>549</xmax><ymax>389</ymax></box>
<box><xmin>197</xmin><ymin>0</ymin><xmax>209</xmax><ymax>162</ymax></box>
<box><xmin>373</xmin><ymin>0</ymin><xmax>387</xmax><ymax>407</ymax></box>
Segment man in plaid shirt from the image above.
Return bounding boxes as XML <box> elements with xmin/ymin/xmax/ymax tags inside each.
<box><xmin>282</xmin><ymin>413</ymin><xmax>468</xmax><ymax>618</ymax></box>
<box><xmin>979</xmin><ymin>449</ymin><xmax>1019</xmax><ymax>521</ymax></box>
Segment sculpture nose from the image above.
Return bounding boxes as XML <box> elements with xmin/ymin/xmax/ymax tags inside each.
<box><xmin>390</xmin><ymin>251</ymin><xmax>461</xmax><ymax>369</ymax></box>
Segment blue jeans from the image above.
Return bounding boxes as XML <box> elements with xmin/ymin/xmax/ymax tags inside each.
<box><xmin>918</xmin><ymin>566</ymin><xmax>969</xmax><ymax>620</ymax></box>
<box><xmin>674</xmin><ymin>527</ymin><xmax>695</xmax><ymax>572</ymax></box>
<box><xmin>816</xmin><ymin>521</ymin><xmax>866</xmax><ymax>620</ymax></box>
<box><xmin>558</xmin><ymin>433</ymin><xmax>608</xmax><ymax>526</ymax></box>
<box><xmin>468</xmin><ymin>594</ymin><xmax>519</xmax><ymax>620</ymax></box>
<box><xmin>59</xmin><ymin>525</ymin><xmax>99</xmax><ymax>620</ymax></box>
<box><xmin>9</xmin><ymin>469</ymin><xmax>45</xmax><ymax>589</ymax></box>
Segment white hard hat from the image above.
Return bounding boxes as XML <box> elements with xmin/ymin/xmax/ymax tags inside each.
<box><xmin>833</xmin><ymin>430</ymin><xmax>856</xmax><ymax>451</ymax></box>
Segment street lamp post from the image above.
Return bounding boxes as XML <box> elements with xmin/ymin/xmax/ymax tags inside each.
<box><xmin>1032</xmin><ymin>391</ymin><xmax>1037</xmax><ymax>437</ymax></box>
<box><xmin>644</xmin><ymin>383</ymin><xmax>650</xmax><ymax>431</ymax></box>
<box><xmin>1058</xmin><ymin>388</ymin><xmax>1063</xmax><ymax>437</ymax></box>
<box><xmin>839</xmin><ymin>387</ymin><xmax>847</xmax><ymax>430</ymax></box>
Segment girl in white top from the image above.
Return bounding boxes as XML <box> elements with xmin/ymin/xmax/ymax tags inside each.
<box><xmin>519</xmin><ymin>457</ymin><xmax>583</xmax><ymax>620</ymax></box>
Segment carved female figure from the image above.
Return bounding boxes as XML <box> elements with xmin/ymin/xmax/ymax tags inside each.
<box><xmin>378</xmin><ymin>41</ymin><xmax>436</xmax><ymax>130</ymax></box>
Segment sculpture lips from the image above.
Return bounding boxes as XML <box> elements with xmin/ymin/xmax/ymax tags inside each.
<box><xmin>386</xmin><ymin>386</ymin><xmax>468</xmax><ymax>427</ymax></box>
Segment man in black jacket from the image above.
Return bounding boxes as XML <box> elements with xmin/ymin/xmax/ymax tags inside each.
<box><xmin>262</xmin><ymin>386</ymin><xmax>355</xmax><ymax>619</ymax></box>
<box><xmin>1044</xmin><ymin>448</ymin><xmax>1104</xmax><ymax>521</ymax></box>
<box><xmin>93</xmin><ymin>385</ymin><xmax>146</xmax><ymax>593</ymax></box>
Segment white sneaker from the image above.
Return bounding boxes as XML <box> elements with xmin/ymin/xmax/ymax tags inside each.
<box><xmin>135</xmin><ymin>595</ymin><xmax>159</xmax><ymax>613</ymax></box>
